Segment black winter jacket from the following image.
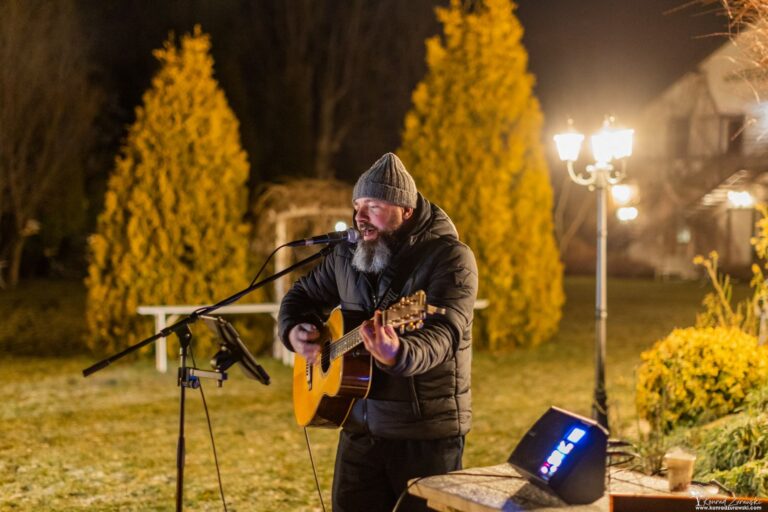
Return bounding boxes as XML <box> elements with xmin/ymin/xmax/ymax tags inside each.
<box><xmin>279</xmin><ymin>194</ymin><xmax>478</xmax><ymax>439</ymax></box>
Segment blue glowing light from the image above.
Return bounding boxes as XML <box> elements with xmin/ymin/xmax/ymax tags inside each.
<box><xmin>566</xmin><ymin>427</ymin><xmax>586</xmax><ymax>443</ymax></box>
<box><xmin>547</xmin><ymin>451</ymin><xmax>565</xmax><ymax>466</ymax></box>
<box><xmin>539</xmin><ymin>425</ymin><xmax>589</xmax><ymax>481</ymax></box>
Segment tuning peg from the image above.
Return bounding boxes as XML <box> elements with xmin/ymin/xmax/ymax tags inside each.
<box><xmin>416</xmin><ymin>320</ymin><xmax>424</xmax><ymax>329</ymax></box>
<box><xmin>399</xmin><ymin>325</ymin><xmax>406</xmax><ymax>335</ymax></box>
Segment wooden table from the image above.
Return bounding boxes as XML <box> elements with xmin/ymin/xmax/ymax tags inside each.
<box><xmin>408</xmin><ymin>464</ymin><xmax>725</xmax><ymax>512</ymax></box>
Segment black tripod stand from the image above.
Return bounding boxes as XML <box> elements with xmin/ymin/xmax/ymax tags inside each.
<box><xmin>83</xmin><ymin>244</ymin><xmax>333</xmax><ymax>511</ymax></box>
<box><xmin>173</xmin><ymin>324</ymin><xmax>228</xmax><ymax>511</ymax></box>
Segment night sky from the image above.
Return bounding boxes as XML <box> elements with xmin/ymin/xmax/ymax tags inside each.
<box><xmin>517</xmin><ymin>0</ymin><xmax>728</xmax><ymax>135</ymax></box>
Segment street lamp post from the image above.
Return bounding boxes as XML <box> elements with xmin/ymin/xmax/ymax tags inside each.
<box><xmin>553</xmin><ymin>118</ymin><xmax>634</xmax><ymax>432</ymax></box>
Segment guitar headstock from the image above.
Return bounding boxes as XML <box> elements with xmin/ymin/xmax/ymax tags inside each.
<box><xmin>382</xmin><ymin>290</ymin><xmax>446</xmax><ymax>334</ymax></box>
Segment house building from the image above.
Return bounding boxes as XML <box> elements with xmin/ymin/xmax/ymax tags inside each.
<box><xmin>629</xmin><ymin>29</ymin><xmax>768</xmax><ymax>278</ymax></box>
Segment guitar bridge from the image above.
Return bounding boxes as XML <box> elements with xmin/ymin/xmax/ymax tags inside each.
<box><xmin>305</xmin><ymin>362</ymin><xmax>312</xmax><ymax>391</ymax></box>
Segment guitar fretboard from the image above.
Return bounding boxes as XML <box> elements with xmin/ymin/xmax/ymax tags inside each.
<box><xmin>328</xmin><ymin>327</ymin><xmax>364</xmax><ymax>361</ymax></box>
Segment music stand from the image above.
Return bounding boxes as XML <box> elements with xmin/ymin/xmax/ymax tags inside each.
<box><xmin>201</xmin><ymin>315</ymin><xmax>270</xmax><ymax>385</ymax></box>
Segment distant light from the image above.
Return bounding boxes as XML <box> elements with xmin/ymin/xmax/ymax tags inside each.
<box><xmin>617</xmin><ymin>207</ymin><xmax>638</xmax><ymax>222</ymax></box>
<box><xmin>727</xmin><ymin>190</ymin><xmax>754</xmax><ymax>209</ymax></box>
<box><xmin>553</xmin><ymin>132</ymin><xmax>584</xmax><ymax>162</ymax></box>
<box><xmin>677</xmin><ymin>227</ymin><xmax>691</xmax><ymax>244</ymax></box>
<box><xmin>611</xmin><ymin>184</ymin><xmax>634</xmax><ymax>206</ymax></box>
<box><xmin>611</xmin><ymin>129</ymin><xmax>634</xmax><ymax>160</ymax></box>
<box><xmin>335</xmin><ymin>221</ymin><xmax>348</xmax><ymax>232</ymax></box>
<box><xmin>591</xmin><ymin>125</ymin><xmax>634</xmax><ymax>164</ymax></box>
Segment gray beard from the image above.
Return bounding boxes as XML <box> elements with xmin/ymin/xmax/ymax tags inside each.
<box><xmin>352</xmin><ymin>237</ymin><xmax>393</xmax><ymax>274</ymax></box>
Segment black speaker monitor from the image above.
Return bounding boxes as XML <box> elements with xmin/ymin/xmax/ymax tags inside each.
<box><xmin>508</xmin><ymin>406</ymin><xmax>608</xmax><ymax>505</ymax></box>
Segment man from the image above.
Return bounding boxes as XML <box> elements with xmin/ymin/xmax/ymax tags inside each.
<box><xmin>279</xmin><ymin>152</ymin><xmax>478</xmax><ymax>511</ymax></box>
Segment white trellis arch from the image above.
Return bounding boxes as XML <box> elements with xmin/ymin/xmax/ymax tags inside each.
<box><xmin>269</xmin><ymin>206</ymin><xmax>353</xmax><ymax>363</ymax></box>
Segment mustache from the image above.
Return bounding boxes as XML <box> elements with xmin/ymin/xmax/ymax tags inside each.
<box><xmin>357</xmin><ymin>222</ymin><xmax>377</xmax><ymax>231</ymax></box>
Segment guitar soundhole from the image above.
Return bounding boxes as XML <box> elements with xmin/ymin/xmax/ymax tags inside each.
<box><xmin>320</xmin><ymin>341</ymin><xmax>331</xmax><ymax>373</ymax></box>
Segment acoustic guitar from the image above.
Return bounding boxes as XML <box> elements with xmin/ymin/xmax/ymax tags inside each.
<box><xmin>292</xmin><ymin>290</ymin><xmax>445</xmax><ymax>427</ymax></box>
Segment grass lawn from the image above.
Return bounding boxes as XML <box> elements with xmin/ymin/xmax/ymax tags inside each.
<box><xmin>0</xmin><ymin>276</ymin><xmax>726</xmax><ymax>511</ymax></box>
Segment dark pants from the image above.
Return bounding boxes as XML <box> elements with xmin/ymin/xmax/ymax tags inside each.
<box><xmin>332</xmin><ymin>430</ymin><xmax>464</xmax><ymax>512</ymax></box>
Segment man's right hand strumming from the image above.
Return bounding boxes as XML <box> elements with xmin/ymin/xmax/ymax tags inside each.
<box><xmin>289</xmin><ymin>323</ymin><xmax>321</xmax><ymax>364</ymax></box>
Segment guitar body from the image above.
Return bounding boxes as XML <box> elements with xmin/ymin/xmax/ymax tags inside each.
<box><xmin>292</xmin><ymin>291</ymin><xmax>442</xmax><ymax>428</ymax></box>
<box><xmin>292</xmin><ymin>308</ymin><xmax>372</xmax><ymax>428</ymax></box>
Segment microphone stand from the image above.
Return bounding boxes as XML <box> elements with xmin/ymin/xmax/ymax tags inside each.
<box><xmin>82</xmin><ymin>243</ymin><xmax>336</xmax><ymax>512</ymax></box>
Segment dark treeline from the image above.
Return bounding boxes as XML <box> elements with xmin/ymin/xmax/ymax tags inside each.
<box><xmin>1</xmin><ymin>0</ymin><xmax>728</xmax><ymax>284</ymax></box>
<box><xmin>2</xmin><ymin>0</ymin><xmax>445</xmax><ymax>284</ymax></box>
<box><xmin>85</xmin><ymin>1</ymin><xmax>443</xmax><ymax>184</ymax></box>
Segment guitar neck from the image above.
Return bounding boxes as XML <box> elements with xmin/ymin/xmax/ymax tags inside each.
<box><xmin>327</xmin><ymin>293</ymin><xmax>436</xmax><ymax>362</ymax></box>
<box><xmin>329</xmin><ymin>326</ymin><xmax>364</xmax><ymax>361</ymax></box>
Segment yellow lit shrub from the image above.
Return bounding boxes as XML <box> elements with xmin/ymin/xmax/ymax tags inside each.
<box><xmin>636</xmin><ymin>327</ymin><xmax>768</xmax><ymax>433</ymax></box>
<box><xmin>85</xmin><ymin>27</ymin><xmax>250</xmax><ymax>356</ymax></box>
<box><xmin>398</xmin><ymin>0</ymin><xmax>563</xmax><ymax>350</ymax></box>
<box><xmin>694</xmin><ymin>251</ymin><xmax>761</xmax><ymax>336</ymax></box>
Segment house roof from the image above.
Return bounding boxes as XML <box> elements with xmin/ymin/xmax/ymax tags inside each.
<box><xmin>645</xmin><ymin>29</ymin><xmax>768</xmax><ymax>117</ymax></box>
<box><xmin>701</xmin><ymin>29</ymin><xmax>768</xmax><ymax>114</ymax></box>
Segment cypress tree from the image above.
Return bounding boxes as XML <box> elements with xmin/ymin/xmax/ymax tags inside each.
<box><xmin>86</xmin><ymin>27</ymin><xmax>250</xmax><ymax>355</ymax></box>
<box><xmin>399</xmin><ymin>0</ymin><xmax>563</xmax><ymax>350</ymax></box>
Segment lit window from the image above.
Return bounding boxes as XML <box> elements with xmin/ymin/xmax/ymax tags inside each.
<box><xmin>611</xmin><ymin>184</ymin><xmax>634</xmax><ymax>206</ymax></box>
<box><xmin>616</xmin><ymin>207</ymin><xmax>638</xmax><ymax>222</ymax></box>
<box><xmin>727</xmin><ymin>191</ymin><xmax>754</xmax><ymax>209</ymax></box>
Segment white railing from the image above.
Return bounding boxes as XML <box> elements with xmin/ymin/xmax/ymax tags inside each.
<box><xmin>137</xmin><ymin>303</ymin><xmax>281</xmax><ymax>372</ymax></box>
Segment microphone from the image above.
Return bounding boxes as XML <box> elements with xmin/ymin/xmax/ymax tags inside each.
<box><xmin>287</xmin><ymin>228</ymin><xmax>359</xmax><ymax>247</ymax></box>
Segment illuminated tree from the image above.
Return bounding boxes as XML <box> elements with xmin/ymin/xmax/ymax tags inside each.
<box><xmin>86</xmin><ymin>27</ymin><xmax>250</xmax><ymax>354</ymax></box>
<box><xmin>399</xmin><ymin>0</ymin><xmax>563</xmax><ymax>350</ymax></box>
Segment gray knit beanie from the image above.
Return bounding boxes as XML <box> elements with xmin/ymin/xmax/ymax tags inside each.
<box><xmin>352</xmin><ymin>153</ymin><xmax>418</xmax><ymax>208</ymax></box>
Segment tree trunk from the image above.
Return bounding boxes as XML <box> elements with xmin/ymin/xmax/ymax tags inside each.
<box><xmin>314</xmin><ymin>81</ymin><xmax>337</xmax><ymax>180</ymax></box>
<box><xmin>6</xmin><ymin>234</ymin><xmax>25</xmax><ymax>288</ymax></box>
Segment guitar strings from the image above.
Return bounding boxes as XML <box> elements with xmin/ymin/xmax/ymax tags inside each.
<box><xmin>317</xmin><ymin>316</ymin><xmax>419</xmax><ymax>361</ymax></box>
<box><xmin>319</xmin><ymin>327</ymin><xmax>361</xmax><ymax>361</ymax></box>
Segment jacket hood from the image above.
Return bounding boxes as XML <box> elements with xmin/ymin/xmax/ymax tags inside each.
<box><xmin>403</xmin><ymin>193</ymin><xmax>459</xmax><ymax>245</ymax></box>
